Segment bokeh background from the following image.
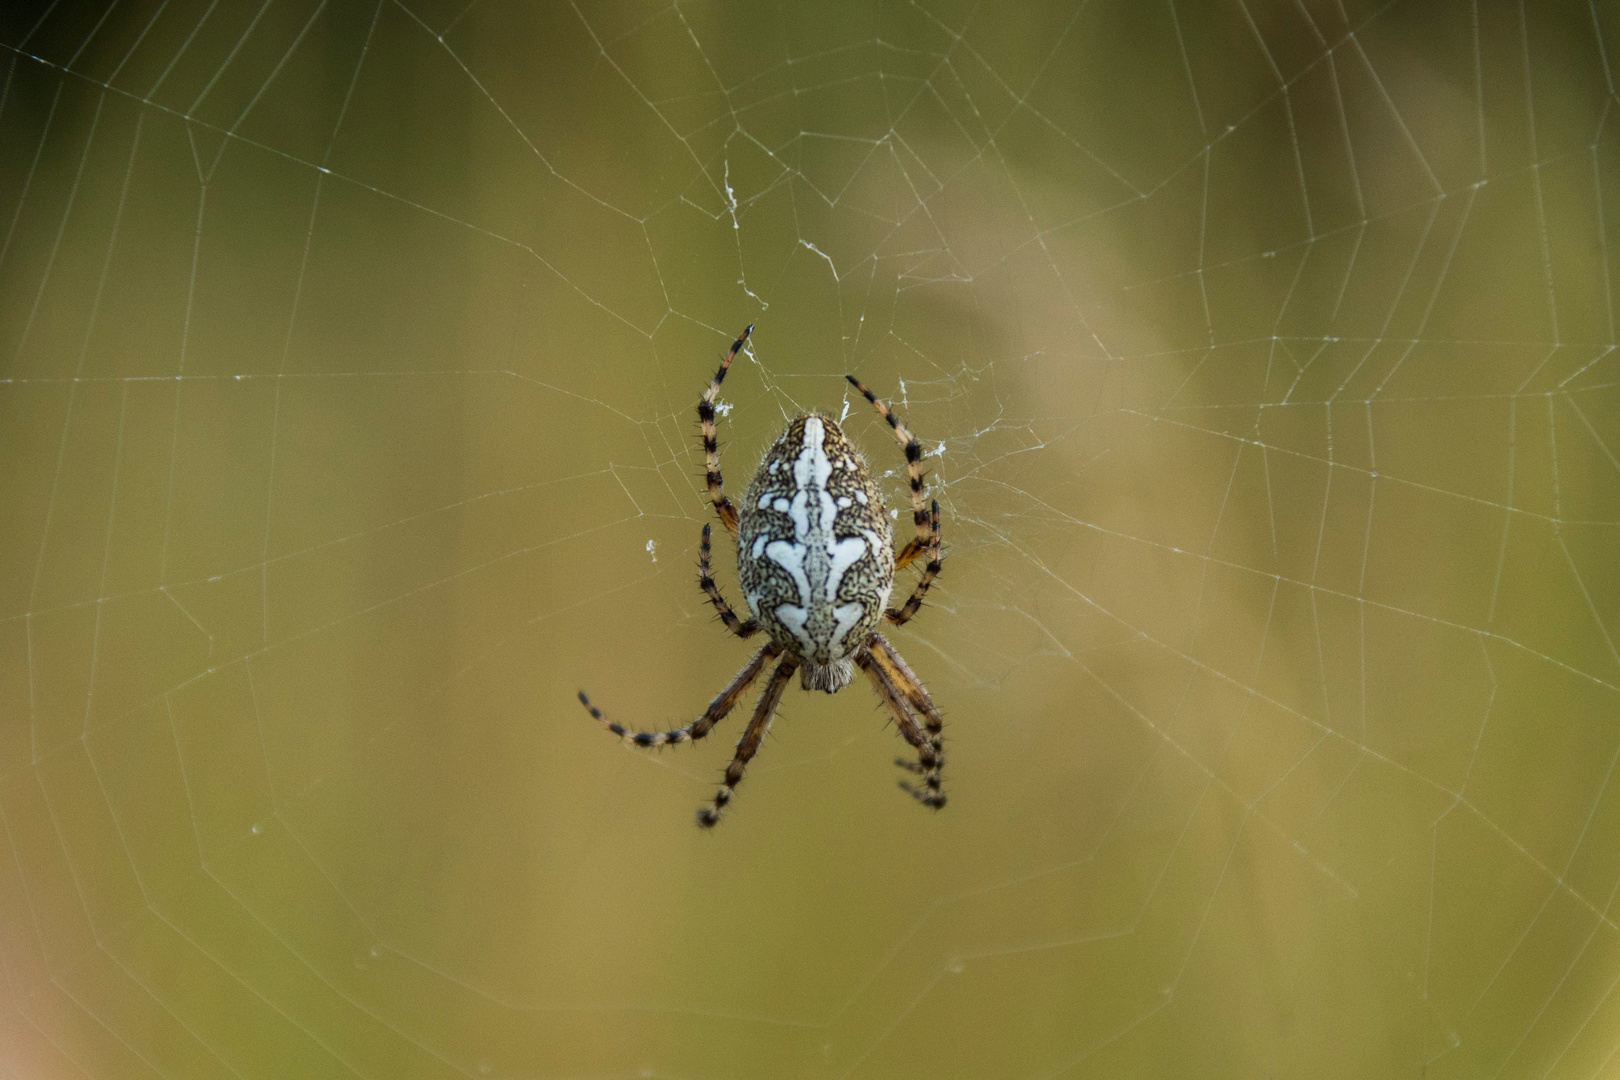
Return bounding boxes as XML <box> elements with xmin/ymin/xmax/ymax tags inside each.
<box><xmin>3</xmin><ymin>1</ymin><xmax>1619</xmax><ymax>1077</ymax></box>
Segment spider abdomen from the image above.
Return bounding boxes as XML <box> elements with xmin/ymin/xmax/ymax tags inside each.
<box><xmin>737</xmin><ymin>414</ymin><xmax>895</xmax><ymax>692</ymax></box>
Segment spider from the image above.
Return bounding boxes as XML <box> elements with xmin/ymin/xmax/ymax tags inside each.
<box><xmin>578</xmin><ymin>325</ymin><xmax>947</xmax><ymax>827</ymax></box>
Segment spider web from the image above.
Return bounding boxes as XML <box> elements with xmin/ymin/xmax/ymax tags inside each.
<box><xmin>1</xmin><ymin>0</ymin><xmax>1618</xmax><ymax>1077</ymax></box>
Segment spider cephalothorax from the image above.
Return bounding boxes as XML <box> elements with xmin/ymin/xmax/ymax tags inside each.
<box><xmin>579</xmin><ymin>325</ymin><xmax>946</xmax><ymax>827</ymax></box>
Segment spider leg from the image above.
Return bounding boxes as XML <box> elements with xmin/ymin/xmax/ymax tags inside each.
<box><xmin>698</xmin><ymin>654</ymin><xmax>798</xmax><ymax>827</ymax></box>
<box><xmin>699</xmin><ymin>324</ymin><xmax>753</xmax><ymax>541</ymax></box>
<box><xmin>699</xmin><ymin>523</ymin><xmax>760</xmax><ymax>638</ymax></box>
<box><xmin>868</xmin><ymin>634</ymin><xmax>946</xmax><ymax>739</ymax></box>
<box><xmin>869</xmin><ymin>635</ymin><xmax>947</xmax><ymax>806</ymax></box>
<box><xmin>856</xmin><ymin>644</ymin><xmax>945</xmax><ymax>809</ymax></box>
<box><xmin>884</xmin><ymin>499</ymin><xmax>942</xmax><ymax>627</ymax></box>
<box><xmin>844</xmin><ymin>374</ymin><xmax>935</xmax><ymax>569</ymax></box>
<box><xmin>580</xmin><ymin>642</ymin><xmax>781</xmax><ymax>748</ymax></box>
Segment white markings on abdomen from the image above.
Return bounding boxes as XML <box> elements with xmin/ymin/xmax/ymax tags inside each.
<box><xmin>761</xmin><ymin>416</ymin><xmax>870</xmax><ymax>659</ymax></box>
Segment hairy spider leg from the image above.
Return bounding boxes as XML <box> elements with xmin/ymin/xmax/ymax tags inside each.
<box><xmin>869</xmin><ymin>634</ymin><xmax>945</xmax><ymax>739</ymax></box>
<box><xmin>579</xmin><ymin>642</ymin><xmax>781</xmax><ymax>748</ymax></box>
<box><xmin>698</xmin><ymin>654</ymin><xmax>798</xmax><ymax>827</ymax></box>
<box><xmin>699</xmin><ymin>523</ymin><xmax>759</xmax><ymax>638</ymax></box>
<box><xmin>885</xmin><ymin>499</ymin><xmax>941</xmax><ymax>626</ymax></box>
<box><xmin>844</xmin><ymin>374</ymin><xmax>935</xmax><ymax>568</ymax></box>
<box><xmin>857</xmin><ymin>642</ymin><xmax>945</xmax><ymax>807</ymax></box>
<box><xmin>699</xmin><ymin>324</ymin><xmax>753</xmax><ymax>540</ymax></box>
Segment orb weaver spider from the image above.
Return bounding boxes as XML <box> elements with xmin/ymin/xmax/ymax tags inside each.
<box><xmin>578</xmin><ymin>326</ymin><xmax>946</xmax><ymax>827</ymax></box>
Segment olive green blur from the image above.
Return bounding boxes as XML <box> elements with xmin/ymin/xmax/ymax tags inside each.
<box><xmin>2</xmin><ymin>1</ymin><xmax>1618</xmax><ymax>1077</ymax></box>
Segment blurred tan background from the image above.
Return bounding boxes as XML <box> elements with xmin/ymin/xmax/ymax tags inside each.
<box><xmin>2</xmin><ymin>0</ymin><xmax>1619</xmax><ymax>1076</ymax></box>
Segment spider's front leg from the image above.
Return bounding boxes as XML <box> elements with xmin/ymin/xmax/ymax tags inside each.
<box><xmin>579</xmin><ymin>642</ymin><xmax>780</xmax><ymax>748</ymax></box>
<box><xmin>699</xmin><ymin>654</ymin><xmax>798</xmax><ymax>827</ymax></box>
<box><xmin>857</xmin><ymin>640</ymin><xmax>946</xmax><ymax>809</ymax></box>
<box><xmin>698</xmin><ymin>324</ymin><xmax>753</xmax><ymax>540</ymax></box>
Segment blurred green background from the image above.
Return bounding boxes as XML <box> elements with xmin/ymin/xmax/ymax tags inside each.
<box><xmin>2</xmin><ymin>1</ymin><xmax>1619</xmax><ymax>1077</ymax></box>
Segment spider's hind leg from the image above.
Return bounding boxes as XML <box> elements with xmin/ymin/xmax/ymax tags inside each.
<box><xmin>844</xmin><ymin>374</ymin><xmax>935</xmax><ymax>568</ymax></box>
<box><xmin>885</xmin><ymin>499</ymin><xmax>942</xmax><ymax>627</ymax></box>
<box><xmin>699</xmin><ymin>325</ymin><xmax>753</xmax><ymax>540</ymax></box>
